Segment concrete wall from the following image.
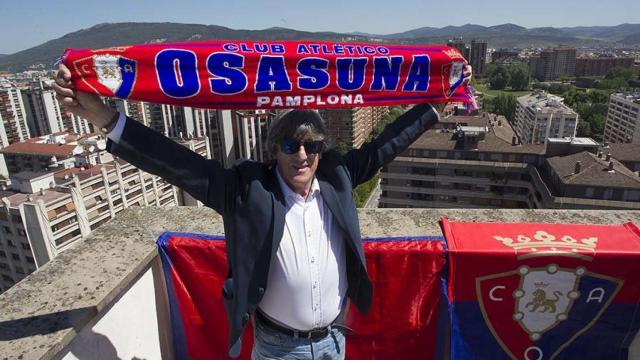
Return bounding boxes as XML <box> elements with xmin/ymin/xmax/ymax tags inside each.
<box><xmin>58</xmin><ymin>262</ymin><xmax>168</xmax><ymax>360</ymax></box>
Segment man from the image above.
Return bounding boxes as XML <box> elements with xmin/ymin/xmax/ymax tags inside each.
<box><xmin>53</xmin><ymin>63</ymin><xmax>471</xmax><ymax>359</ymax></box>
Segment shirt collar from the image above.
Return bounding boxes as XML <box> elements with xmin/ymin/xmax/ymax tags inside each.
<box><xmin>275</xmin><ymin>166</ymin><xmax>320</xmax><ymax>202</ymax></box>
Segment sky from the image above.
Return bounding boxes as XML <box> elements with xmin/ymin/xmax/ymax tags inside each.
<box><xmin>1</xmin><ymin>0</ymin><xmax>639</xmax><ymax>54</ymax></box>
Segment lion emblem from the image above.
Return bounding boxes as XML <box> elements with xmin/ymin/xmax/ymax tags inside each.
<box><xmin>526</xmin><ymin>289</ymin><xmax>562</xmax><ymax>313</ymax></box>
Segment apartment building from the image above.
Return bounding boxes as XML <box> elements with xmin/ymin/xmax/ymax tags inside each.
<box><xmin>469</xmin><ymin>40</ymin><xmax>487</xmax><ymax>77</ymax></box>
<box><xmin>379</xmin><ymin>113</ymin><xmax>640</xmax><ymax>210</ymax></box>
<box><xmin>0</xmin><ymin>132</ymin><xmax>110</xmax><ymax>176</ymax></box>
<box><xmin>515</xmin><ymin>92</ymin><xmax>578</xmax><ymax>144</ymax></box>
<box><xmin>603</xmin><ymin>91</ymin><xmax>640</xmax><ymax>144</ymax></box>
<box><xmin>319</xmin><ymin>106</ymin><xmax>389</xmax><ymax>149</ymax></box>
<box><xmin>576</xmin><ymin>55</ymin><xmax>634</xmax><ymax>77</ymax></box>
<box><xmin>106</xmin><ymin>100</ymin><xmax>239</xmax><ymax>167</ymax></box>
<box><xmin>529</xmin><ymin>46</ymin><xmax>577</xmax><ymax>81</ymax></box>
<box><xmin>0</xmin><ymin>81</ymin><xmax>30</xmax><ymax>147</ymax></box>
<box><xmin>0</xmin><ymin>135</ymin><xmax>210</xmax><ymax>293</ymax></box>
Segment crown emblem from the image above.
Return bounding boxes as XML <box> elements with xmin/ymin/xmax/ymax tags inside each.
<box><xmin>493</xmin><ymin>230</ymin><xmax>597</xmax><ymax>260</ymax></box>
<box><xmin>443</xmin><ymin>48</ymin><xmax>465</xmax><ymax>60</ymax></box>
<box><xmin>533</xmin><ymin>281</ymin><xmax>549</xmax><ymax>288</ymax></box>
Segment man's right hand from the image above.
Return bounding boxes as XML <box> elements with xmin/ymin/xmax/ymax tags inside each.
<box><xmin>52</xmin><ymin>64</ymin><xmax>117</xmax><ymax>129</ymax></box>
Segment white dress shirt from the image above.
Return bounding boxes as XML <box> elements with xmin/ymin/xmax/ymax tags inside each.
<box><xmin>258</xmin><ymin>169</ymin><xmax>348</xmax><ymax>331</ymax></box>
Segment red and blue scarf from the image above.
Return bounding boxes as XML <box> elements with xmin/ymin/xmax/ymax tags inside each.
<box><xmin>62</xmin><ymin>40</ymin><xmax>474</xmax><ymax>110</ymax></box>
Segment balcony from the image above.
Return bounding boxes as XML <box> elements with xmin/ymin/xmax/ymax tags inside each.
<box><xmin>1</xmin><ymin>207</ymin><xmax>640</xmax><ymax>359</ymax></box>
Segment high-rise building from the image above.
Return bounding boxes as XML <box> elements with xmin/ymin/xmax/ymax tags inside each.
<box><xmin>319</xmin><ymin>106</ymin><xmax>389</xmax><ymax>149</ymax></box>
<box><xmin>603</xmin><ymin>91</ymin><xmax>640</xmax><ymax>144</ymax></box>
<box><xmin>0</xmin><ymin>82</ymin><xmax>30</xmax><ymax>147</ymax></box>
<box><xmin>21</xmin><ymin>88</ymin><xmax>65</xmax><ymax>137</ymax></box>
<box><xmin>515</xmin><ymin>92</ymin><xmax>578</xmax><ymax>144</ymax></box>
<box><xmin>379</xmin><ymin>113</ymin><xmax>640</xmax><ymax>210</ymax></box>
<box><xmin>530</xmin><ymin>46</ymin><xmax>577</xmax><ymax>81</ymax></box>
<box><xmin>231</xmin><ymin>109</ymin><xmax>275</xmax><ymax>163</ymax></box>
<box><xmin>469</xmin><ymin>40</ymin><xmax>487</xmax><ymax>76</ymax></box>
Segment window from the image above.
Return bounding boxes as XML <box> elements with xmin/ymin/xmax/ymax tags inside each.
<box><xmin>2</xmin><ymin>274</ymin><xmax>14</xmax><ymax>283</ymax></box>
<box><xmin>21</xmin><ymin>243</ymin><xmax>30</xmax><ymax>251</ymax></box>
<box><xmin>15</xmin><ymin>266</ymin><xmax>24</xmax><ymax>274</ymax></box>
<box><xmin>17</xmin><ymin>229</ymin><xmax>26</xmax><ymax>237</ymax></box>
<box><xmin>0</xmin><ymin>250</ymin><xmax>5</xmax><ymax>258</ymax></box>
<box><xmin>2</xmin><ymin>226</ymin><xmax>11</xmax><ymax>234</ymax></box>
<box><xmin>26</xmin><ymin>256</ymin><xmax>35</xmax><ymax>264</ymax></box>
<box><xmin>11</xmin><ymin>253</ymin><xmax>20</xmax><ymax>261</ymax></box>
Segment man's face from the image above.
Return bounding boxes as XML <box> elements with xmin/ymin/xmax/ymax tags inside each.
<box><xmin>275</xmin><ymin>138</ymin><xmax>322</xmax><ymax>196</ymax></box>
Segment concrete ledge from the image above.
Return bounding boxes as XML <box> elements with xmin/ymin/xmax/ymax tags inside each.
<box><xmin>0</xmin><ymin>207</ymin><xmax>639</xmax><ymax>359</ymax></box>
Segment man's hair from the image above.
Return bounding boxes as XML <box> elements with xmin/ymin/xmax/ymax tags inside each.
<box><xmin>267</xmin><ymin>110</ymin><xmax>329</xmax><ymax>155</ymax></box>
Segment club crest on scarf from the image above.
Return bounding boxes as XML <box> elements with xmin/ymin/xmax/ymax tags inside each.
<box><xmin>476</xmin><ymin>229</ymin><xmax>623</xmax><ymax>360</ymax></box>
<box><xmin>441</xmin><ymin>61</ymin><xmax>465</xmax><ymax>98</ymax></box>
<box><xmin>72</xmin><ymin>54</ymin><xmax>137</xmax><ymax>99</ymax></box>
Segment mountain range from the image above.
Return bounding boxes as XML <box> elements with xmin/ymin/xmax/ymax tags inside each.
<box><xmin>1</xmin><ymin>22</ymin><xmax>639</xmax><ymax>72</ymax></box>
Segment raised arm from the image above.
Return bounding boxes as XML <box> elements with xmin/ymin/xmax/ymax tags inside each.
<box><xmin>342</xmin><ymin>65</ymin><xmax>472</xmax><ymax>187</ymax></box>
<box><xmin>52</xmin><ymin>64</ymin><xmax>236</xmax><ymax>214</ymax></box>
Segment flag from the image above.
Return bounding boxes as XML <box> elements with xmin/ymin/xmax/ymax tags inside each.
<box><xmin>442</xmin><ymin>218</ymin><xmax>640</xmax><ymax>360</ymax></box>
<box><xmin>157</xmin><ymin>232</ymin><xmax>447</xmax><ymax>360</ymax></box>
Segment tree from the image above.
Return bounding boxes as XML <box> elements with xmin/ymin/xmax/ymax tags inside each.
<box><xmin>577</xmin><ymin>120</ymin><xmax>592</xmax><ymax>138</ymax></box>
<box><xmin>335</xmin><ymin>141</ymin><xmax>351</xmax><ymax>155</ymax></box>
<box><xmin>490</xmin><ymin>94</ymin><xmax>517</xmax><ymax>122</ymax></box>
<box><xmin>605</xmin><ymin>67</ymin><xmax>634</xmax><ymax>81</ymax></box>
<box><xmin>508</xmin><ymin>64</ymin><xmax>531</xmax><ymax>91</ymax></box>
<box><xmin>489</xmin><ymin>66</ymin><xmax>510</xmax><ymax>90</ymax></box>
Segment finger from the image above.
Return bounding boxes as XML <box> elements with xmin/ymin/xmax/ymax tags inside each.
<box><xmin>52</xmin><ymin>82</ymin><xmax>76</xmax><ymax>97</ymax></box>
<box><xmin>58</xmin><ymin>63</ymin><xmax>71</xmax><ymax>81</ymax></box>
<box><xmin>55</xmin><ymin>64</ymin><xmax>72</xmax><ymax>86</ymax></box>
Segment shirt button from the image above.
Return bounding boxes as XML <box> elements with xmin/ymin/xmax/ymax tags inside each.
<box><xmin>310</xmin><ymin>258</ymin><xmax>315</xmax><ymax>263</ymax></box>
<box><xmin>243</xmin><ymin>313</ymin><xmax>250</xmax><ymax>323</ymax></box>
<box><xmin>258</xmin><ymin>287</ymin><xmax>265</xmax><ymax>295</ymax></box>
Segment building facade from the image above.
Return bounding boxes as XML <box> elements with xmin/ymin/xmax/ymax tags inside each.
<box><xmin>379</xmin><ymin>113</ymin><xmax>640</xmax><ymax>210</ymax></box>
<box><xmin>576</xmin><ymin>56</ymin><xmax>634</xmax><ymax>77</ymax></box>
<box><xmin>530</xmin><ymin>46</ymin><xmax>577</xmax><ymax>81</ymax></box>
<box><xmin>0</xmin><ymin>135</ymin><xmax>210</xmax><ymax>293</ymax></box>
<box><xmin>469</xmin><ymin>40</ymin><xmax>487</xmax><ymax>77</ymax></box>
<box><xmin>515</xmin><ymin>92</ymin><xmax>578</xmax><ymax>144</ymax></box>
<box><xmin>603</xmin><ymin>91</ymin><xmax>640</xmax><ymax>144</ymax></box>
<box><xmin>319</xmin><ymin>106</ymin><xmax>389</xmax><ymax>149</ymax></box>
<box><xmin>0</xmin><ymin>82</ymin><xmax>30</xmax><ymax>147</ymax></box>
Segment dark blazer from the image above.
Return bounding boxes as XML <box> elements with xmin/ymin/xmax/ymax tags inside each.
<box><xmin>106</xmin><ymin>103</ymin><xmax>438</xmax><ymax>358</ymax></box>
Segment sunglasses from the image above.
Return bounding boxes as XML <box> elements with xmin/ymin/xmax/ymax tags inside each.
<box><xmin>280</xmin><ymin>138</ymin><xmax>326</xmax><ymax>155</ymax></box>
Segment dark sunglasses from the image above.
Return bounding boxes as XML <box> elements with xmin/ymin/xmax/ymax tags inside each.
<box><xmin>280</xmin><ymin>138</ymin><xmax>326</xmax><ymax>155</ymax></box>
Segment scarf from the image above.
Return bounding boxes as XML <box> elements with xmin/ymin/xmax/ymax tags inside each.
<box><xmin>62</xmin><ymin>40</ymin><xmax>474</xmax><ymax>110</ymax></box>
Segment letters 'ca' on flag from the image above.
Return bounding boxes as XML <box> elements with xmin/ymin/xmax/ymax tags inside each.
<box><xmin>62</xmin><ymin>41</ymin><xmax>473</xmax><ymax>110</ymax></box>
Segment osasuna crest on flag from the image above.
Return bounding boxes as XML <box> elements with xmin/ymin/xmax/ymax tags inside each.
<box><xmin>443</xmin><ymin>219</ymin><xmax>640</xmax><ymax>360</ymax></box>
<box><xmin>72</xmin><ymin>53</ymin><xmax>137</xmax><ymax>99</ymax></box>
<box><xmin>477</xmin><ymin>265</ymin><xmax>622</xmax><ymax>359</ymax></box>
